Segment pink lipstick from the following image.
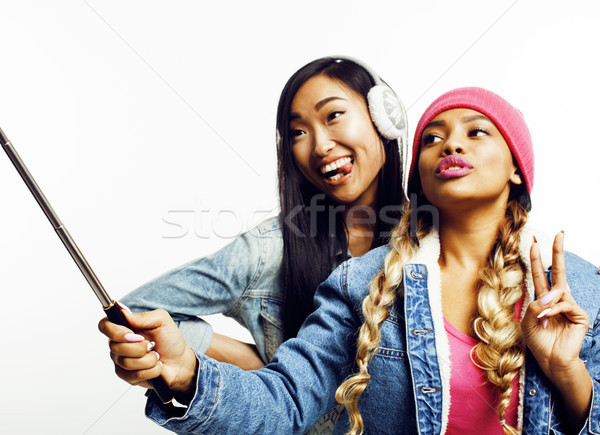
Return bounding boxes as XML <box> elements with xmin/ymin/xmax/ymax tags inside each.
<box><xmin>436</xmin><ymin>155</ymin><xmax>473</xmax><ymax>179</ymax></box>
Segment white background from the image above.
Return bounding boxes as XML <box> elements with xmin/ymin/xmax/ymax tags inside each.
<box><xmin>1</xmin><ymin>1</ymin><xmax>599</xmax><ymax>433</ymax></box>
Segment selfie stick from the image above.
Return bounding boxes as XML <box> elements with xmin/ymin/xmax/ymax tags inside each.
<box><xmin>0</xmin><ymin>127</ymin><xmax>173</xmax><ymax>404</ymax></box>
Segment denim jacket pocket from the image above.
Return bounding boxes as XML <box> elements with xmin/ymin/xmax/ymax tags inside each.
<box><xmin>374</xmin><ymin>314</ymin><xmax>408</xmax><ymax>360</ymax></box>
<box><xmin>260</xmin><ymin>297</ymin><xmax>284</xmax><ymax>361</ymax></box>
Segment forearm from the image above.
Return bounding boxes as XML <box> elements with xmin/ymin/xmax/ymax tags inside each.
<box><xmin>204</xmin><ymin>333</ymin><xmax>264</xmax><ymax>370</ymax></box>
<box><xmin>552</xmin><ymin>360</ymin><xmax>593</xmax><ymax>431</ymax></box>
<box><xmin>146</xmin><ymin>353</ymin><xmax>313</xmax><ymax>433</ymax></box>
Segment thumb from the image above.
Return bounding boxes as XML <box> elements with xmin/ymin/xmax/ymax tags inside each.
<box><xmin>122</xmin><ymin>308</ymin><xmax>172</xmax><ymax>332</ymax></box>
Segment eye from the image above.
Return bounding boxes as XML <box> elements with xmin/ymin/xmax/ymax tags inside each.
<box><xmin>290</xmin><ymin>128</ymin><xmax>305</xmax><ymax>139</ymax></box>
<box><xmin>422</xmin><ymin>133</ymin><xmax>442</xmax><ymax>146</ymax></box>
<box><xmin>327</xmin><ymin>111</ymin><xmax>344</xmax><ymax>122</ymax></box>
<box><xmin>468</xmin><ymin>128</ymin><xmax>489</xmax><ymax>137</ymax></box>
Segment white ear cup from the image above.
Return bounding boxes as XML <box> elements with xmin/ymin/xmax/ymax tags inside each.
<box><xmin>367</xmin><ymin>85</ymin><xmax>411</xmax><ymax>201</ymax></box>
<box><xmin>367</xmin><ymin>85</ymin><xmax>408</xmax><ymax>140</ymax></box>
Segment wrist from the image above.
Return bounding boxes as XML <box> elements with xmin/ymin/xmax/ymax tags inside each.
<box><xmin>172</xmin><ymin>347</ymin><xmax>200</xmax><ymax>405</ymax></box>
<box><xmin>550</xmin><ymin>359</ymin><xmax>592</xmax><ymax>426</ymax></box>
<box><xmin>550</xmin><ymin>359</ymin><xmax>590</xmax><ymax>392</ymax></box>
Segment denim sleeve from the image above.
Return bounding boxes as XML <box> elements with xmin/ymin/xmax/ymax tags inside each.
<box><xmin>564</xmin><ymin>253</ymin><xmax>600</xmax><ymax>435</ymax></box>
<box><xmin>144</xmin><ymin>263</ymin><xmax>359</xmax><ymax>434</ymax></box>
<box><xmin>120</xmin><ymin>223</ymin><xmax>272</xmax><ymax>354</ymax></box>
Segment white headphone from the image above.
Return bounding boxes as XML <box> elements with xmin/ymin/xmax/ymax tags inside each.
<box><xmin>333</xmin><ymin>56</ymin><xmax>411</xmax><ymax>200</ymax></box>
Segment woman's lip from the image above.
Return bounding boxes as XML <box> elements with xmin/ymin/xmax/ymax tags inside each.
<box><xmin>324</xmin><ymin>170</ymin><xmax>352</xmax><ymax>185</ymax></box>
<box><xmin>318</xmin><ymin>156</ymin><xmax>354</xmax><ymax>185</ymax></box>
<box><xmin>319</xmin><ymin>156</ymin><xmax>353</xmax><ymax>174</ymax></box>
<box><xmin>436</xmin><ymin>155</ymin><xmax>473</xmax><ymax>179</ymax></box>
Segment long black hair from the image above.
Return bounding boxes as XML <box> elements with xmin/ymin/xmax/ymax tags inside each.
<box><xmin>276</xmin><ymin>57</ymin><xmax>405</xmax><ymax>339</ymax></box>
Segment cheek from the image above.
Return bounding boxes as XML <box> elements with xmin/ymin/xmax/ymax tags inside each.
<box><xmin>291</xmin><ymin>144</ymin><xmax>313</xmax><ymax>178</ymax></box>
<box><xmin>485</xmin><ymin>149</ymin><xmax>515</xmax><ymax>179</ymax></box>
<box><xmin>417</xmin><ymin>151</ymin><xmax>433</xmax><ymax>178</ymax></box>
<box><xmin>355</xmin><ymin>129</ymin><xmax>386</xmax><ymax>168</ymax></box>
<box><xmin>339</xmin><ymin>112</ymin><xmax>378</xmax><ymax>145</ymax></box>
<box><xmin>416</xmin><ymin>151</ymin><xmax>438</xmax><ymax>193</ymax></box>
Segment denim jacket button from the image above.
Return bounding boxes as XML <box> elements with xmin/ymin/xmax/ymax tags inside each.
<box><xmin>420</xmin><ymin>386</ymin><xmax>439</xmax><ymax>394</ymax></box>
<box><xmin>409</xmin><ymin>270</ymin><xmax>425</xmax><ymax>279</ymax></box>
<box><xmin>412</xmin><ymin>329</ymin><xmax>432</xmax><ymax>336</ymax></box>
<box><xmin>528</xmin><ymin>388</ymin><xmax>536</xmax><ymax>396</ymax></box>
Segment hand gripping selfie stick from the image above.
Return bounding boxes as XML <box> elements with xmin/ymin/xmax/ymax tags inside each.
<box><xmin>0</xmin><ymin>127</ymin><xmax>173</xmax><ymax>404</ymax></box>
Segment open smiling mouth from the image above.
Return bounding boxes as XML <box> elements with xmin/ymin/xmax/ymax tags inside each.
<box><xmin>319</xmin><ymin>157</ymin><xmax>354</xmax><ymax>181</ymax></box>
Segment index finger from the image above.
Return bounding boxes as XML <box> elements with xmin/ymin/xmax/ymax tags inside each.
<box><xmin>530</xmin><ymin>236</ymin><xmax>550</xmax><ymax>299</ymax></box>
<box><xmin>551</xmin><ymin>231</ymin><xmax>567</xmax><ymax>289</ymax></box>
<box><xmin>98</xmin><ymin>316</ymin><xmax>134</xmax><ymax>342</ymax></box>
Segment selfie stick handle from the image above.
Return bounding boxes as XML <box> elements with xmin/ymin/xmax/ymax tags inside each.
<box><xmin>0</xmin><ymin>127</ymin><xmax>173</xmax><ymax>404</ymax></box>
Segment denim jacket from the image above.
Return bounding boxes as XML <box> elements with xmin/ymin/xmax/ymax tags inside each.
<box><xmin>145</xmin><ymin>228</ymin><xmax>600</xmax><ymax>434</ymax></box>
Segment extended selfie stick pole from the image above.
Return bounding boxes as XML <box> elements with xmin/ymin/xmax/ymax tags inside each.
<box><xmin>0</xmin><ymin>126</ymin><xmax>173</xmax><ymax>404</ymax></box>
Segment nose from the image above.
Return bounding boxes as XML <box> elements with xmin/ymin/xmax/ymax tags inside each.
<box><xmin>312</xmin><ymin>127</ymin><xmax>335</xmax><ymax>157</ymax></box>
<box><xmin>442</xmin><ymin>133</ymin><xmax>464</xmax><ymax>156</ymax></box>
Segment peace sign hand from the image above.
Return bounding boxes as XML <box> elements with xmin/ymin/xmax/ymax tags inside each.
<box><xmin>521</xmin><ymin>232</ymin><xmax>592</xmax><ymax>426</ymax></box>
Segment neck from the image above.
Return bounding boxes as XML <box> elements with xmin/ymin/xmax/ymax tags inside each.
<box><xmin>343</xmin><ymin>200</ymin><xmax>377</xmax><ymax>257</ymax></box>
<box><xmin>437</xmin><ymin>202</ymin><xmax>506</xmax><ymax>270</ymax></box>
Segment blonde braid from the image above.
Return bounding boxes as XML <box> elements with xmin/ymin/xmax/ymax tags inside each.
<box><xmin>472</xmin><ymin>200</ymin><xmax>528</xmax><ymax>434</ymax></box>
<box><xmin>335</xmin><ymin>203</ymin><xmax>431</xmax><ymax>435</ymax></box>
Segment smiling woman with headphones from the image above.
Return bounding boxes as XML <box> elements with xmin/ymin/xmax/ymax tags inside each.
<box><xmin>105</xmin><ymin>56</ymin><xmax>409</xmax><ymax>432</ymax></box>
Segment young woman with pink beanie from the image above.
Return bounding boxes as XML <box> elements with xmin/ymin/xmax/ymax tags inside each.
<box><xmin>99</xmin><ymin>87</ymin><xmax>600</xmax><ymax>434</ymax></box>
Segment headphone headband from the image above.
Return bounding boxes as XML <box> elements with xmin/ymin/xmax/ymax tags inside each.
<box><xmin>331</xmin><ymin>55</ymin><xmax>386</xmax><ymax>87</ymax></box>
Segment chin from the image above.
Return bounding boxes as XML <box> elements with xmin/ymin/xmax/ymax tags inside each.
<box><xmin>330</xmin><ymin>195</ymin><xmax>357</xmax><ymax>205</ymax></box>
<box><xmin>329</xmin><ymin>189</ymin><xmax>361</xmax><ymax>204</ymax></box>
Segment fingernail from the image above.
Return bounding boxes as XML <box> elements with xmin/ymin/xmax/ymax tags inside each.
<box><xmin>124</xmin><ymin>333</ymin><xmax>145</xmax><ymax>342</ymax></box>
<box><xmin>532</xmin><ymin>235</ymin><xmax>538</xmax><ymax>243</ymax></box>
<box><xmin>117</xmin><ymin>302</ymin><xmax>132</xmax><ymax>314</ymax></box>
<box><xmin>537</xmin><ymin>308</ymin><xmax>552</xmax><ymax>319</ymax></box>
<box><xmin>540</xmin><ymin>289</ymin><xmax>559</xmax><ymax>306</ymax></box>
<box><xmin>154</xmin><ymin>351</ymin><xmax>160</xmax><ymax>361</ymax></box>
<box><xmin>147</xmin><ymin>341</ymin><xmax>156</xmax><ymax>352</ymax></box>
<box><xmin>541</xmin><ymin>317</ymin><xmax>548</xmax><ymax>329</ymax></box>
<box><xmin>158</xmin><ymin>360</ymin><xmax>163</xmax><ymax>367</ymax></box>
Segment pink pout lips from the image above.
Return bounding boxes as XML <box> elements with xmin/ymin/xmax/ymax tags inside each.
<box><xmin>436</xmin><ymin>155</ymin><xmax>473</xmax><ymax>179</ymax></box>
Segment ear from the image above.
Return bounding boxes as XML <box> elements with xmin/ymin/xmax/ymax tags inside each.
<box><xmin>510</xmin><ymin>167</ymin><xmax>523</xmax><ymax>185</ymax></box>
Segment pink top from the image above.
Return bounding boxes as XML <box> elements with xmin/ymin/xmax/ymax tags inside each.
<box><xmin>445</xmin><ymin>297</ymin><xmax>523</xmax><ymax>434</ymax></box>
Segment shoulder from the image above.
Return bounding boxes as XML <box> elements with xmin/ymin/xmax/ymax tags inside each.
<box><xmin>236</xmin><ymin>216</ymin><xmax>282</xmax><ymax>247</ymax></box>
<box><xmin>312</xmin><ymin>246</ymin><xmax>389</xmax><ymax>318</ymax></box>
<box><xmin>564</xmin><ymin>251</ymin><xmax>600</xmax><ymax>320</ymax></box>
<box><xmin>239</xmin><ymin>216</ymin><xmax>283</xmax><ymax>249</ymax></box>
<box><xmin>251</xmin><ymin>215</ymin><xmax>282</xmax><ymax>235</ymax></box>
<box><xmin>342</xmin><ymin>245</ymin><xmax>390</xmax><ymax>304</ymax></box>
<box><xmin>189</xmin><ymin>216</ymin><xmax>282</xmax><ymax>275</ymax></box>
<box><xmin>348</xmin><ymin>244</ymin><xmax>390</xmax><ymax>271</ymax></box>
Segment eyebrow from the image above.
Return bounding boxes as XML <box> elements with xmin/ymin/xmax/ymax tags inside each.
<box><xmin>289</xmin><ymin>96</ymin><xmax>348</xmax><ymax>122</ymax></box>
<box><xmin>315</xmin><ymin>96</ymin><xmax>345</xmax><ymax>111</ymax></box>
<box><xmin>424</xmin><ymin>114</ymin><xmax>490</xmax><ymax>130</ymax></box>
<box><xmin>461</xmin><ymin>114</ymin><xmax>489</xmax><ymax>123</ymax></box>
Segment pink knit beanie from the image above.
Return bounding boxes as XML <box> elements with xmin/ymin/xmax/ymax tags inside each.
<box><xmin>409</xmin><ymin>87</ymin><xmax>534</xmax><ymax>196</ymax></box>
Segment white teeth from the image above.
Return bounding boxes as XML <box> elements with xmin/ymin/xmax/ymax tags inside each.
<box><xmin>320</xmin><ymin>157</ymin><xmax>352</xmax><ymax>174</ymax></box>
<box><xmin>328</xmin><ymin>173</ymin><xmax>343</xmax><ymax>181</ymax></box>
